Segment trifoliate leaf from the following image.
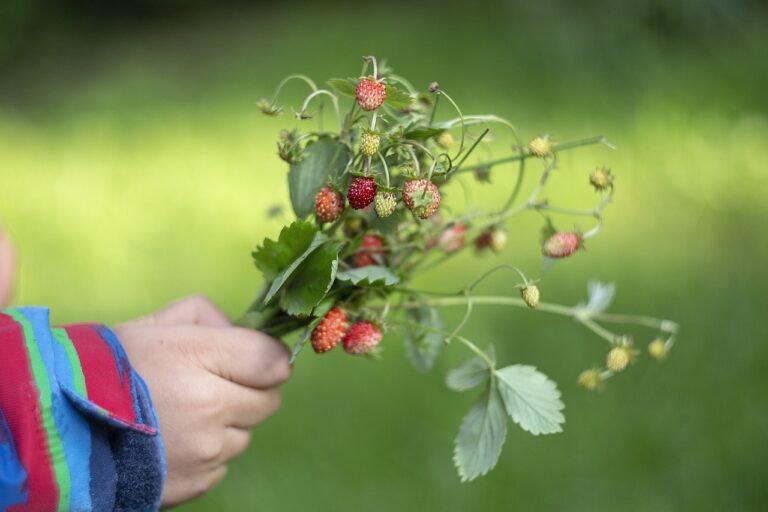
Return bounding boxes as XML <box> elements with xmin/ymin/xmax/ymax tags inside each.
<box><xmin>453</xmin><ymin>386</ymin><xmax>507</xmax><ymax>482</ymax></box>
<box><xmin>263</xmin><ymin>231</ymin><xmax>329</xmax><ymax>305</ymax></box>
<box><xmin>281</xmin><ymin>240</ymin><xmax>343</xmax><ymax>316</ymax></box>
<box><xmin>384</xmin><ymin>84</ymin><xmax>413</xmax><ymax>109</ymax></box>
<box><xmin>404</xmin><ymin>302</ymin><xmax>444</xmax><ymax>371</ymax></box>
<box><xmin>335</xmin><ymin>266</ymin><xmax>399</xmax><ymax>287</ymax></box>
<box><xmin>288</xmin><ymin>136</ymin><xmax>351</xmax><ymax>218</ymax></box>
<box><xmin>575</xmin><ymin>281</ymin><xmax>616</xmax><ymax>316</ymax></box>
<box><xmin>327</xmin><ymin>78</ymin><xmax>357</xmax><ymax>98</ymax></box>
<box><xmin>252</xmin><ymin>221</ymin><xmax>319</xmax><ymax>281</ymax></box>
<box><xmin>446</xmin><ymin>346</ymin><xmax>496</xmax><ymax>392</ymax></box>
<box><xmin>495</xmin><ymin>365</ymin><xmax>565</xmax><ymax>436</ymax></box>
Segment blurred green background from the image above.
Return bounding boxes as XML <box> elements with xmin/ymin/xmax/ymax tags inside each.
<box><xmin>1</xmin><ymin>0</ymin><xmax>767</xmax><ymax>510</ymax></box>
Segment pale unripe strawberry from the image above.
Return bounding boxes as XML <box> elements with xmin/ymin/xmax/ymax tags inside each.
<box><xmin>589</xmin><ymin>166</ymin><xmax>614</xmax><ymax>191</ymax></box>
<box><xmin>521</xmin><ymin>285</ymin><xmax>540</xmax><ymax>308</ymax></box>
<box><xmin>360</xmin><ymin>131</ymin><xmax>381</xmax><ymax>157</ymax></box>
<box><xmin>648</xmin><ymin>338</ymin><xmax>668</xmax><ymax>360</ymax></box>
<box><xmin>352</xmin><ymin>234</ymin><xmax>386</xmax><ymax>268</ymax></box>
<box><xmin>435</xmin><ymin>223</ymin><xmax>467</xmax><ymax>254</ymax></box>
<box><xmin>355</xmin><ymin>77</ymin><xmax>386</xmax><ymax>111</ymax></box>
<box><xmin>577</xmin><ymin>368</ymin><xmax>603</xmax><ymax>391</ymax></box>
<box><xmin>314</xmin><ymin>186</ymin><xmax>345</xmax><ymax>223</ymax></box>
<box><xmin>436</xmin><ymin>131</ymin><xmax>454</xmax><ymax>150</ymax></box>
<box><xmin>374</xmin><ymin>191</ymin><xmax>397</xmax><ymax>218</ymax></box>
<box><xmin>606</xmin><ymin>347</ymin><xmax>631</xmax><ymax>372</ymax></box>
<box><xmin>311</xmin><ymin>307</ymin><xmax>349</xmax><ymax>353</ymax></box>
<box><xmin>542</xmin><ymin>231</ymin><xmax>581</xmax><ymax>258</ymax></box>
<box><xmin>347</xmin><ymin>176</ymin><xmax>377</xmax><ymax>209</ymax></box>
<box><xmin>403</xmin><ymin>179</ymin><xmax>441</xmax><ymax>219</ymax></box>
<box><xmin>528</xmin><ymin>135</ymin><xmax>553</xmax><ymax>158</ymax></box>
<box><xmin>475</xmin><ymin>227</ymin><xmax>507</xmax><ymax>253</ymax></box>
<box><xmin>343</xmin><ymin>321</ymin><xmax>383</xmax><ymax>354</ymax></box>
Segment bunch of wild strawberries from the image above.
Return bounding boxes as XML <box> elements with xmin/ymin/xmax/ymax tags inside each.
<box><xmin>249</xmin><ymin>57</ymin><xmax>617</xmax><ymax>355</ymax></box>
<box><xmin>247</xmin><ymin>56</ymin><xmax>676</xmax><ymax>482</ymax></box>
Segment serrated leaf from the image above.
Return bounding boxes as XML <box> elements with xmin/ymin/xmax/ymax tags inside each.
<box><xmin>281</xmin><ymin>240</ymin><xmax>343</xmax><ymax>316</ymax></box>
<box><xmin>446</xmin><ymin>346</ymin><xmax>496</xmax><ymax>392</ymax></box>
<box><xmin>335</xmin><ymin>265</ymin><xmax>399</xmax><ymax>287</ymax></box>
<box><xmin>404</xmin><ymin>302</ymin><xmax>444</xmax><ymax>371</ymax></box>
<box><xmin>384</xmin><ymin>84</ymin><xmax>412</xmax><ymax>109</ymax></box>
<box><xmin>327</xmin><ymin>77</ymin><xmax>357</xmax><ymax>98</ymax></box>
<box><xmin>263</xmin><ymin>231</ymin><xmax>328</xmax><ymax>304</ymax></box>
<box><xmin>495</xmin><ymin>365</ymin><xmax>565</xmax><ymax>436</ymax></box>
<box><xmin>288</xmin><ymin>137</ymin><xmax>351</xmax><ymax>218</ymax></box>
<box><xmin>252</xmin><ymin>221</ymin><xmax>318</xmax><ymax>280</ymax></box>
<box><xmin>453</xmin><ymin>386</ymin><xmax>507</xmax><ymax>482</ymax></box>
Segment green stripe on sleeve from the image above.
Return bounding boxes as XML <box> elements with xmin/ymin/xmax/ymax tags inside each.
<box><xmin>52</xmin><ymin>327</ymin><xmax>88</xmax><ymax>398</ymax></box>
<box><xmin>7</xmin><ymin>310</ymin><xmax>71</xmax><ymax>512</ymax></box>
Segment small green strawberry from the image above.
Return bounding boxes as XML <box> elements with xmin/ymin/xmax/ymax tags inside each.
<box><xmin>374</xmin><ymin>191</ymin><xmax>397</xmax><ymax>218</ymax></box>
<box><xmin>360</xmin><ymin>130</ymin><xmax>381</xmax><ymax>157</ymax></box>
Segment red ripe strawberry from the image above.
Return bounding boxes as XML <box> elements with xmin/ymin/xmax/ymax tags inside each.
<box><xmin>311</xmin><ymin>307</ymin><xmax>349</xmax><ymax>353</ymax></box>
<box><xmin>347</xmin><ymin>176</ymin><xmax>377</xmax><ymax>209</ymax></box>
<box><xmin>352</xmin><ymin>234</ymin><xmax>386</xmax><ymax>267</ymax></box>
<box><xmin>402</xmin><ymin>179</ymin><xmax>441</xmax><ymax>219</ymax></box>
<box><xmin>342</xmin><ymin>321</ymin><xmax>383</xmax><ymax>354</ymax></box>
<box><xmin>314</xmin><ymin>186</ymin><xmax>345</xmax><ymax>223</ymax></box>
<box><xmin>542</xmin><ymin>231</ymin><xmax>582</xmax><ymax>258</ymax></box>
<box><xmin>355</xmin><ymin>77</ymin><xmax>386</xmax><ymax>111</ymax></box>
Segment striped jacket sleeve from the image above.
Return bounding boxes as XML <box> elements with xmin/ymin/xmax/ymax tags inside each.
<box><xmin>0</xmin><ymin>307</ymin><xmax>165</xmax><ymax>512</ymax></box>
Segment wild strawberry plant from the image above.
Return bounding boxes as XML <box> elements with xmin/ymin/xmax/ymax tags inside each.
<box><xmin>244</xmin><ymin>56</ymin><xmax>679</xmax><ymax>481</ymax></box>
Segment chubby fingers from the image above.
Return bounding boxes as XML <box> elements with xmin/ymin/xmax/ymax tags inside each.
<box><xmin>195</xmin><ymin>326</ymin><xmax>291</xmax><ymax>389</ymax></box>
<box><xmin>138</xmin><ymin>295</ymin><xmax>232</xmax><ymax>327</ymax></box>
<box><xmin>220</xmin><ymin>382</ymin><xmax>282</xmax><ymax>429</ymax></box>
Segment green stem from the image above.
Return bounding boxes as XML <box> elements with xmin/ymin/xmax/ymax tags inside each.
<box><xmin>451</xmin><ymin>128</ymin><xmax>490</xmax><ymax>175</ymax></box>
<box><xmin>384</xmin><ymin>295</ymin><xmax>677</xmax><ymax>334</ymax></box>
<box><xmin>453</xmin><ymin>135</ymin><xmax>613</xmax><ymax>175</ymax></box>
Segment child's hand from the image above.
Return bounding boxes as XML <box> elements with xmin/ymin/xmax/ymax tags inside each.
<box><xmin>114</xmin><ymin>295</ymin><xmax>291</xmax><ymax>506</ymax></box>
<box><xmin>0</xmin><ymin>225</ymin><xmax>17</xmax><ymax>307</ymax></box>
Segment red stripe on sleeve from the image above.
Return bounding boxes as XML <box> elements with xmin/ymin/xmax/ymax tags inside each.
<box><xmin>0</xmin><ymin>312</ymin><xmax>58</xmax><ymax>512</ymax></box>
<box><xmin>62</xmin><ymin>324</ymin><xmax>137</xmax><ymax>426</ymax></box>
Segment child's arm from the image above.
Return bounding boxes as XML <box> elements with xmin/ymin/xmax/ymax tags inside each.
<box><xmin>0</xmin><ymin>296</ymin><xmax>290</xmax><ymax>510</ymax></box>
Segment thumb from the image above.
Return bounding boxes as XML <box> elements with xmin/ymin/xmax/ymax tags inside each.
<box><xmin>0</xmin><ymin>226</ymin><xmax>17</xmax><ymax>308</ymax></box>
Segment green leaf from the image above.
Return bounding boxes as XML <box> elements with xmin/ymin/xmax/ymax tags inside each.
<box><xmin>288</xmin><ymin>137</ymin><xmax>351</xmax><ymax>218</ymax></box>
<box><xmin>335</xmin><ymin>265</ymin><xmax>399</xmax><ymax>287</ymax></box>
<box><xmin>264</xmin><ymin>231</ymin><xmax>328</xmax><ymax>305</ymax></box>
<box><xmin>404</xmin><ymin>127</ymin><xmax>444</xmax><ymax>140</ymax></box>
<box><xmin>384</xmin><ymin>84</ymin><xmax>412</xmax><ymax>109</ymax></box>
<box><xmin>495</xmin><ymin>365</ymin><xmax>565</xmax><ymax>436</ymax></box>
<box><xmin>327</xmin><ymin>78</ymin><xmax>357</xmax><ymax>98</ymax></box>
<box><xmin>445</xmin><ymin>346</ymin><xmax>496</xmax><ymax>392</ymax></box>
<box><xmin>404</xmin><ymin>303</ymin><xmax>444</xmax><ymax>371</ymax></box>
<box><xmin>453</xmin><ymin>386</ymin><xmax>507</xmax><ymax>482</ymax></box>
<box><xmin>367</xmin><ymin>207</ymin><xmax>405</xmax><ymax>235</ymax></box>
<box><xmin>281</xmin><ymin>239</ymin><xmax>343</xmax><ymax>316</ymax></box>
<box><xmin>252</xmin><ymin>221</ymin><xmax>318</xmax><ymax>280</ymax></box>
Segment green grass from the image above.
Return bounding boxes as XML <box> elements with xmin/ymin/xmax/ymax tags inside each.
<box><xmin>1</xmin><ymin>3</ymin><xmax>767</xmax><ymax>511</ymax></box>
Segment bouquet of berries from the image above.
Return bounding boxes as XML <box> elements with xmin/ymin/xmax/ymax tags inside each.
<box><xmin>243</xmin><ymin>56</ymin><xmax>679</xmax><ymax>481</ymax></box>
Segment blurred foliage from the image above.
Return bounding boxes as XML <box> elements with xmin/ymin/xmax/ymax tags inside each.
<box><xmin>1</xmin><ymin>1</ymin><xmax>767</xmax><ymax>511</ymax></box>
